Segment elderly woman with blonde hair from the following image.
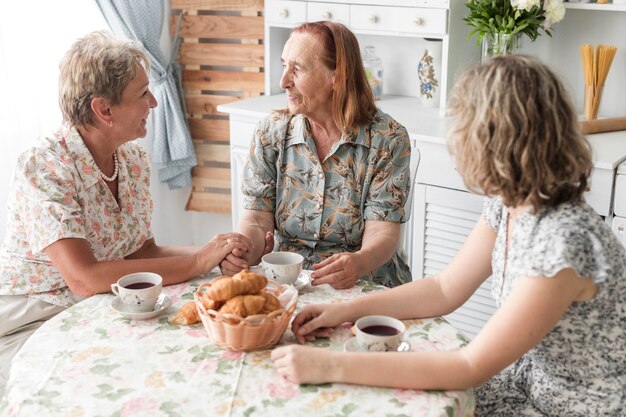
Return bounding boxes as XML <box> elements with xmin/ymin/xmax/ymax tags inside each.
<box><xmin>0</xmin><ymin>31</ymin><xmax>252</xmax><ymax>395</ymax></box>
<box><xmin>272</xmin><ymin>55</ymin><xmax>626</xmax><ymax>416</ymax></box>
<box><xmin>221</xmin><ymin>21</ymin><xmax>412</xmax><ymax>289</ymax></box>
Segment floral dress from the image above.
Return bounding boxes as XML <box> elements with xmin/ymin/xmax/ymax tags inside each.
<box><xmin>0</xmin><ymin>127</ymin><xmax>154</xmax><ymax>308</ymax></box>
<box><xmin>475</xmin><ymin>197</ymin><xmax>626</xmax><ymax>416</ymax></box>
<box><xmin>242</xmin><ymin>110</ymin><xmax>412</xmax><ymax>287</ymax></box>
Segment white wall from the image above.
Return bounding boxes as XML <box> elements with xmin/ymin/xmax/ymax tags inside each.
<box><xmin>0</xmin><ymin>1</ymin><xmax>231</xmax><ymax>246</ymax></box>
<box><xmin>517</xmin><ymin>8</ymin><xmax>626</xmax><ymax>118</ymax></box>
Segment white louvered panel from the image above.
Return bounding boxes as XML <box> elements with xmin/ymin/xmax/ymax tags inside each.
<box><xmin>424</xmin><ymin>225</ymin><xmax>469</xmax><ymax>245</ymax></box>
<box><xmin>426</xmin><ymin>217</ymin><xmax>473</xmax><ymax>237</ymax></box>
<box><xmin>424</xmin><ymin>249</ymin><xmax>452</xmax><ymax>265</ymax></box>
<box><xmin>426</xmin><ymin>209</ymin><xmax>477</xmax><ymax>229</ymax></box>
<box><xmin>413</xmin><ymin>185</ymin><xmax>497</xmax><ymax>339</ymax></box>
<box><xmin>424</xmin><ymin>267</ymin><xmax>443</xmax><ymax>276</ymax></box>
<box><xmin>444</xmin><ymin>313</ymin><xmax>486</xmax><ymax>338</ymax></box>
<box><xmin>424</xmin><ymin>258</ymin><xmax>448</xmax><ymax>272</ymax></box>
<box><xmin>425</xmin><ymin>235</ymin><xmax>464</xmax><ymax>252</ymax></box>
<box><xmin>424</xmin><ymin>243</ymin><xmax>458</xmax><ymax>259</ymax></box>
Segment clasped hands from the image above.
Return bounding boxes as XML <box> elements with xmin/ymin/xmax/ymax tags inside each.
<box><xmin>220</xmin><ymin>242</ymin><xmax>366</xmax><ymax>290</ymax></box>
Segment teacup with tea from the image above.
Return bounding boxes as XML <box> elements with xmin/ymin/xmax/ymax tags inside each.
<box><xmin>261</xmin><ymin>251</ymin><xmax>304</xmax><ymax>285</ymax></box>
<box><xmin>111</xmin><ymin>272</ymin><xmax>162</xmax><ymax>313</ymax></box>
<box><xmin>355</xmin><ymin>315</ymin><xmax>406</xmax><ymax>352</ymax></box>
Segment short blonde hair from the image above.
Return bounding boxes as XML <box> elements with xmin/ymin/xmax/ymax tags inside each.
<box><xmin>448</xmin><ymin>55</ymin><xmax>592</xmax><ymax>212</ymax></box>
<box><xmin>287</xmin><ymin>21</ymin><xmax>377</xmax><ymax>134</ymax></box>
<box><xmin>58</xmin><ymin>31</ymin><xmax>150</xmax><ymax>127</ymax></box>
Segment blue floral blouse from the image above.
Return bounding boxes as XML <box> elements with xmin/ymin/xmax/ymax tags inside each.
<box><xmin>242</xmin><ymin>110</ymin><xmax>412</xmax><ymax>287</ymax></box>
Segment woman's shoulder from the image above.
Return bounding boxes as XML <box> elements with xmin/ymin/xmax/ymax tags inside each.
<box><xmin>519</xmin><ymin>201</ymin><xmax>625</xmax><ymax>280</ymax></box>
<box><xmin>262</xmin><ymin>110</ymin><xmax>294</xmax><ymax>129</ymax></box>
<box><xmin>16</xmin><ymin>128</ymin><xmax>74</xmax><ymax>172</ymax></box>
<box><xmin>367</xmin><ymin>109</ymin><xmax>409</xmax><ymax>147</ymax></box>
<box><xmin>254</xmin><ymin>111</ymin><xmax>301</xmax><ymax>146</ymax></box>
<box><xmin>371</xmin><ymin>110</ymin><xmax>408</xmax><ymax>141</ymax></box>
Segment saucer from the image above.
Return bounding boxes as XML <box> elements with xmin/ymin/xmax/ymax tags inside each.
<box><xmin>293</xmin><ymin>270</ymin><xmax>312</xmax><ymax>291</ymax></box>
<box><xmin>111</xmin><ymin>293</ymin><xmax>171</xmax><ymax>320</ymax></box>
<box><xmin>343</xmin><ymin>337</ymin><xmax>410</xmax><ymax>353</ymax></box>
<box><xmin>343</xmin><ymin>337</ymin><xmax>367</xmax><ymax>352</ymax></box>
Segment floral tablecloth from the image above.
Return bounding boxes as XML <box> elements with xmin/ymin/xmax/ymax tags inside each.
<box><xmin>0</xmin><ymin>274</ymin><xmax>474</xmax><ymax>417</ymax></box>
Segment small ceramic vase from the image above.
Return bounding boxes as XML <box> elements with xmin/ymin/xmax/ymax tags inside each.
<box><xmin>417</xmin><ymin>38</ymin><xmax>442</xmax><ymax>108</ymax></box>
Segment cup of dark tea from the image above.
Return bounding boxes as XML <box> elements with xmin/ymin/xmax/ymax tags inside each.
<box><xmin>354</xmin><ymin>315</ymin><xmax>406</xmax><ymax>352</ymax></box>
<box><xmin>111</xmin><ymin>272</ymin><xmax>162</xmax><ymax>313</ymax></box>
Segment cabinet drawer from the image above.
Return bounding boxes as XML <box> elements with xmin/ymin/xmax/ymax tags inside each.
<box><xmin>350</xmin><ymin>5</ymin><xmax>447</xmax><ymax>36</ymax></box>
<box><xmin>307</xmin><ymin>2</ymin><xmax>349</xmax><ymax>25</ymax></box>
<box><xmin>266</xmin><ymin>0</ymin><xmax>307</xmax><ymax>27</ymax></box>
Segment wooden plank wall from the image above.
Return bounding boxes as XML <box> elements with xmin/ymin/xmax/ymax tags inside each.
<box><xmin>171</xmin><ymin>0</ymin><xmax>264</xmax><ymax>213</ymax></box>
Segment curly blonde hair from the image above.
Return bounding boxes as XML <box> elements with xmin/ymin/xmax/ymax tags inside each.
<box><xmin>447</xmin><ymin>55</ymin><xmax>592</xmax><ymax>212</ymax></box>
<box><xmin>58</xmin><ymin>31</ymin><xmax>150</xmax><ymax>127</ymax></box>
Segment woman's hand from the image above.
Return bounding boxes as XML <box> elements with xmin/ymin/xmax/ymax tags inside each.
<box><xmin>291</xmin><ymin>303</ymin><xmax>350</xmax><ymax>344</ymax></box>
<box><xmin>195</xmin><ymin>233</ymin><xmax>252</xmax><ymax>275</ymax></box>
<box><xmin>271</xmin><ymin>345</ymin><xmax>339</xmax><ymax>384</ymax></box>
<box><xmin>311</xmin><ymin>252</ymin><xmax>365</xmax><ymax>289</ymax></box>
<box><xmin>219</xmin><ymin>231</ymin><xmax>274</xmax><ymax>276</ymax></box>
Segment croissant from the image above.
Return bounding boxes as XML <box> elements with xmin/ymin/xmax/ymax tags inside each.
<box><xmin>170</xmin><ymin>301</ymin><xmax>200</xmax><ymax>325</ymax></box>
<box><xmin>259</xmin><ymin>292</ymin><xmax>282</xmax><ymax>314</ymax></box>
<box><xmin>199</xmin><ymin>293</ymin><xmax>221</xmax><ymax>312</ymax></box>
<box><xmin>219</xmin><ymin>294</ymin><xmax>265</xmax><ymax>317</ymax></box>
<box><xmin>206</xmin><ymin>271</ymin><xmax>268</xmax><ymax>302</ymax></box>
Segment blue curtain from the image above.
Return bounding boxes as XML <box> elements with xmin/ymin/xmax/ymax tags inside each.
<box><xmin>95</xmin><ymin>0</ymin><xmax>196</xmax><ymax>189</ymax></box>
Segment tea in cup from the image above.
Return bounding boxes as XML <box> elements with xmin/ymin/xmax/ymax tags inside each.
<box><xmin>261</xmin><ymin>252</ymin><xmax>304</xmax><ymax>285</ymax></box>
<box><xmin>355</xmin><ymin>315</ymin><xmax>405</xmax><ymax>352</ymax></box>
<box><xmin>111</xmin><ymin>272</ymin><xmax>162</xmax><ymax>313</ymax></box>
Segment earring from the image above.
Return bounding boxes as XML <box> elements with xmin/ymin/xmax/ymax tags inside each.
<box><xmin>109</xmin><ymin>120</ymin><xmax>113</xmax><ymax>128</ymax></box>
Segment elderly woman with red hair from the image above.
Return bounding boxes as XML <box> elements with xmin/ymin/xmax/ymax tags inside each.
<box><xmin>221</xmin><ymin>21</ymin><xmax>412</xmax><ymax>289</ymax></box>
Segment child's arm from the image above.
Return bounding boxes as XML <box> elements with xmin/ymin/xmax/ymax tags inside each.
<box><xmin>291</xmin><ymin>218</ymin><xmax>497</xmax><ymax>342</ymax></box>
<box><xmin>275</xmin><ymin>267</ymin><xmax>590</xmax><ymax>389</ymax></box>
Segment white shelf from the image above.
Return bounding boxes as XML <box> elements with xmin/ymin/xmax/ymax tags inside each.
<box><xmin>565</xmin><ymin>3</ymin><xmax>626</xmax><ymax>11</ymax></box>
<box><xmin>218</xmin><ymin>93</ymin><xmax>454</xmax><ymax>143</ymax></box>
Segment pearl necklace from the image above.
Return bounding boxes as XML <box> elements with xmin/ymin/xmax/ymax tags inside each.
<box><xmin>99</xmin><ymin>151</ymin><xmax>119</xmax><ymax>182</ymax></box>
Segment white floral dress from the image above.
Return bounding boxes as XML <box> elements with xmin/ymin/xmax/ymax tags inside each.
<box><xmin>475</xmin><ymin>197</ymin><xmax>626</xmax><ymax>416</ymax></box>
<box><xmin>0</xmin><ymin>127</ymin><xmax>153</xmax><ymax>308</ymax></box>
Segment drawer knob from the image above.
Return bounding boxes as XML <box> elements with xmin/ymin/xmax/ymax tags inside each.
<box><xmin>368</xmin><ymin>15</ymin><xmax>379</xmax><ymax>24</ymax></box>
<box><xmin>322</xmin><ymin>11</ymin><xmax>332</xmax><ymax>19</ymax></box>
<box><xmin>414</xmin><ymin>17</ymin><xmax>422</xmax><ymax>26</ymax></box>
<box><xmin>279</xmin><ymin>9</ymin><xmax>289</xmax><ymax>18</ymax></box>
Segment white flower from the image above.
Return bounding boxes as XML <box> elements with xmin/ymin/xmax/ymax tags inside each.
<box><xmin>543</xmin><ymin>0</ymin><xmax>566</xmax><ymax>30</ymax></box>
<box><xmin>510</xmin><ymin>0</ymin><xmax>540</xmax><ymax>12</ymax></box>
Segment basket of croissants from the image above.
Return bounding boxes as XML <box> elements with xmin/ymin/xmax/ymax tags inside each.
<box><xmin>171</xmin><ymin>270</ymin><xmax>298</xmax><ymax>351</ymax></box>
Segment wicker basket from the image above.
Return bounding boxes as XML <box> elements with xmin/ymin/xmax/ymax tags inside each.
<box><xmin>194</xmin><ymin>278</ymin><xmax>298</xmax><ymax>351</ymax></box>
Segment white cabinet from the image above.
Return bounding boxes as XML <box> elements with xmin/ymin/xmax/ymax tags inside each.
<box><xmin>266</xmin><ymin>0</ymin><xmax>307</xmax><ymax>27</ymax></box>
<box><xmin>306</xmin><ymin>2</ymin><xmax>349</xmax><ymax>25</ymax></box>
<box><xmin>349</xmin><ymin>4</ymin><xmax>447</xmax><ymax>36</ymax></box>
<box><xmin>263</xmin><ymin>0</ymin><xmax>479</xmax><ymax>115</ymax></box>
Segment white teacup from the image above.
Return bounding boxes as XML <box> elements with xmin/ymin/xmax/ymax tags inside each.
<box><xmin>355</xmin><ymin>315</ymin><xmax>406</xmax><ymax>352</ymax></box>
<box><xmin>111</xmin><ymin>272</ymin><xmax>162</xmax><ymax>313</ymax></box>
<box><xmin>261</xmin><ymin>252</ymin><xmax>304</xmax><ymax>285</ymax></box>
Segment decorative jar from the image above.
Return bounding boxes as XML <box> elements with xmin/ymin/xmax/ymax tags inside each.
<box><xmin>417</xmin><ymin>38</ymin><xmax>442</xmax><ymax>108</ymax></box>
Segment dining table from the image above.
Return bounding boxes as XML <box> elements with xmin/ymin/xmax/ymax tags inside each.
<box><xmin>0</xmin><ymin>271</ymin><xmax>475</xmax><ymax>417</ymax></box>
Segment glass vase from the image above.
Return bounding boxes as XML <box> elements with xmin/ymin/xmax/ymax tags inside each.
<box><xmin>481</xmin><ymin>32</ymin><xmax>522</xmax><ymax>62</ymax></box>
<box><xmin>363</xmin><ymin>45</ymin><xmax>383</xmax><ymax>100</ymax></box>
